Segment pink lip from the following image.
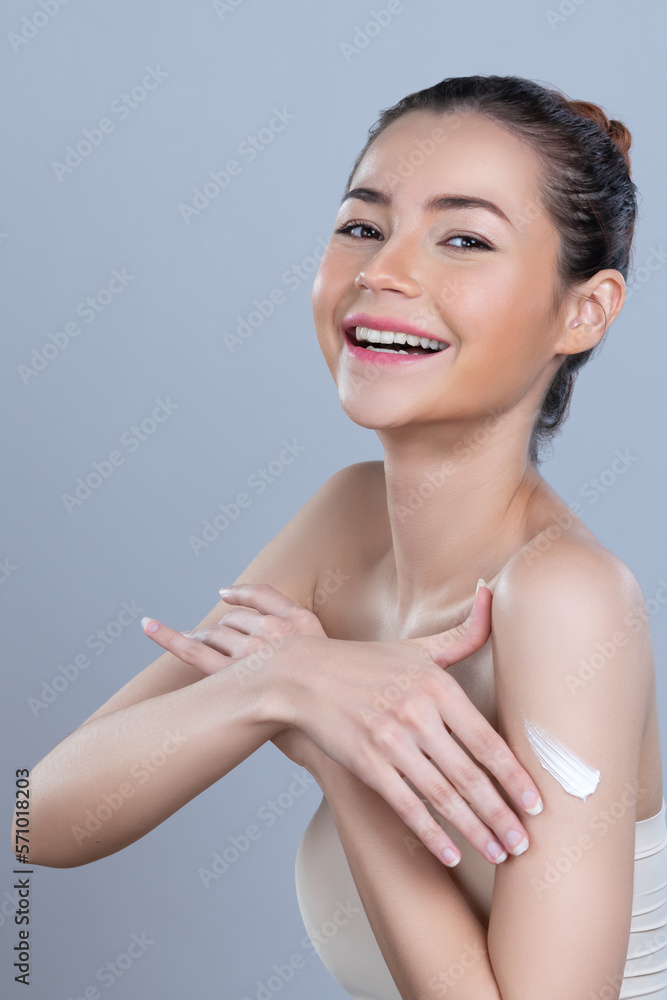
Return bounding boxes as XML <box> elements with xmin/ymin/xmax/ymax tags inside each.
<box><xmin>342</xmin><ymin>312</ymin><xmax>450</xmax><ymax>345</ymax></box>
<box><xmin>340</xmin><ymin>312</ymin><xmax>451</xmax><ymax>366</ymax></box>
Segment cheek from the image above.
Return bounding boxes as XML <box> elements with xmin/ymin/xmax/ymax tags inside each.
<box><xmin>312</xmin><ymin>259</ymin><xmax>347</xmax><ymax>377</ymax></box>
<box><xmin>312</xmin><ymin>277</ymin><xmax>334</xmax><ymax>360</ymax></box>
<box><xmin>446</xmin><ymin>263</ymin><xmax>553</xmax><ymax>370</ymax></box>
<box><xmin>312</xmin><ymin>254</ymin><xmax>342</xmax><ymax>328</ymax></box>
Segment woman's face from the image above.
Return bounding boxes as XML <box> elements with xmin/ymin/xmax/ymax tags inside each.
<box><xmin>312</xmin><ymin>109</ymin><xmax>568</xmax><ymax>433</ymax></box>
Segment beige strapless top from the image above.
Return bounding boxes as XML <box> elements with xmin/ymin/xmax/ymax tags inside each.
<box><xmin>295</xmin><ymin>794</ymin><xmax>667</xmax><ymax>1000</ymax></box>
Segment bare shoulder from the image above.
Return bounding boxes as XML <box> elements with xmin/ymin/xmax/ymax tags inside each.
<box><xmin>304</xmin><ymin>459</ymin><xmax>387</xmax><ymax>536</ymax></box>
<box><xmin>490</xmin><ymin>527</ymin><xmax>655</xmax><ymax>730</ymax></box>
<box><xmin>78</xmin><ymin>461</ymin><xmax>386</xmax><ymax>726</ymax></box>
<box><xmin>494</xmin><ymin>528</ymin><xmax>647</xmax><ymax>628</ymax></box>
<box><xmin>226</xmin><ymin>460</ymin><xmax>385</xmax><ymax>604</ymax></box>
<box><xmin>251</xmin><ymin>459</ymin><xmax>383</xmax><ymax>608</ymax></box>
<box><xmin>295</xmin><ymin>460</ymin><xmax>385</xmax><ymax>541</ymax></box>
<box><xmin>485</xmin><ymin>542</ymin><xmax>659</xmax><ymax>1000</ymax></box>
<box><xmin>307</xmin><ymin>459</ymin><xmax>385</xmax><ymax>510</ymax></box>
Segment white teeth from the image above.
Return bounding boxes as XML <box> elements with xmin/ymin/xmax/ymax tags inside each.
<box><xmin>365</xmin><ymin>345</ymin><xmax>410</xmax><ymax>354</ymax></box>
<box><xmin>354</xmin><ymin>326</ymin><xmax>448</xmax><ymax>351</ymax></box>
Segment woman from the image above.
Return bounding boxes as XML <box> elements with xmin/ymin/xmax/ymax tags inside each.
<box><xmin>16</xmin><ymin>75</ymin><xmax>666</xmax><ymax>999</ymax></box>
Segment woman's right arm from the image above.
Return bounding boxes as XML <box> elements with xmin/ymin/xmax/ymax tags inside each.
<box><xmin>12</xmin><ymin>465</ymin><xmax>359</xmax><ymax>869</ymax></box>
<box><xmin>22</xmin><ymin>653</ymin><xmax>285</xmax><ymax>868</ymax></box>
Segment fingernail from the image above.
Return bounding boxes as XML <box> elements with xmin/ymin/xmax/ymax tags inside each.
<box><xmin>141</xmin><ymin>617</ymin><xmax>159</xmax><ymax>634</ymax></box>
<box><xmin>487</xmin><ymin>840</ymin><xmax>508</xmax><ymax>863</ymax></box>
<box><xmin>521</xmin><ymin>790</ymin><xmax>544</xmax><ymax>815</ymax></box>
<box><xmin>442</xmin><ymin>847</ymin><xmax>460</xmax><ymax>867</ymax></box>
<box><xmin>219</xmin><ymin>587</ymin><xmax>233</xmax><ymax>596</ymax></box>
<box><xmin>180</xmin><ymin>631</ymin><xmax>191</xmax><ymax>637</ymax></box>
<box><xmin>506</xmin><ymin>830</ymin><xmax>529</xmax><ymax>856</ymax></box>
<box><xmin>475</xmin><ymin>578</ymin><xmax>486</xmax><ymax>597</ymax></box>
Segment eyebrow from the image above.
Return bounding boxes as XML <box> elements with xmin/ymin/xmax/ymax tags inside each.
<box><xmin>339</xmin><ymin>186</ymin><xmax>513</xmax><ymax>226</ymax></box>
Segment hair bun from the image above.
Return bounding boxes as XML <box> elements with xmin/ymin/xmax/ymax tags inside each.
<box><xmin>564</xmin><ymin>98</ymin><xmax>633</xmax><ymax>175</ymax></box>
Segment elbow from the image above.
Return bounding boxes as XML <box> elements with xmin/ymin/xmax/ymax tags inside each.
<box><xmin>11</xmin><ymin>808</ymin><xmax>99</xmax><ymax>870</ymax></box>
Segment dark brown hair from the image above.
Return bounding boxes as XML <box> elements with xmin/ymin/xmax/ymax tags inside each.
<box><xmin>344</xmin><ymin>75</ymin><xmax>638</xmax><ymax>466</ymax></box>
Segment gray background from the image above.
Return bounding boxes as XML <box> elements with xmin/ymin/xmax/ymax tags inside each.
<box><xmin>1</xmin><ymin>0</ymin><xmax>665</xmax><ymax>997</ymax></box>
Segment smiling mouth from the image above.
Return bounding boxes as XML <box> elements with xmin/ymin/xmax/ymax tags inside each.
<box><xmin>345</xmin><ymin>325</ymin><xmax>450</xmax><ymax>355</ymax></box>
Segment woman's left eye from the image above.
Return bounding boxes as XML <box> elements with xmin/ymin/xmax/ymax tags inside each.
<box><xmin>444</xmin><ymin>234</ymin><xmax>492</xmax><ymax>251</ymax></box>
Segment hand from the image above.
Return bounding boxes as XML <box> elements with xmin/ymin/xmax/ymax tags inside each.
<box><xmin>140</xmin><ymin>584</ymin><xmax>327</xmax><ymax>677</ymax></box>
<box><xmin>198</xmin><ymin>582</ymin><xmax>544</xmax><ymax>869</ymax></box>
<box><xmin>142</xmin><ymin>583</ymin><xmax>544</xmax><ymax>868</ymax></box>
<box><xmin>141</xmin><ymin>587</ymin><xmax>331</xmax><ymax>773</ymax></box>
<box><xmin>179</xmin><ymin>584</ymin><xmax>332</xmax><ymax>774</ymax></box>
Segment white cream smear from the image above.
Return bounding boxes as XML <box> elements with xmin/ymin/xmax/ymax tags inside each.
<box><xmin>524</xmin><ymin>719</ymin><xmax>601</xmax><ymax>802</ymax></box>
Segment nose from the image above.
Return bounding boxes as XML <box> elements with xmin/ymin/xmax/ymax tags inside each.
<box><xmin>354</xmin><ymin>236</ymin><xmax>423</xmax><ymax>297</ymax></box>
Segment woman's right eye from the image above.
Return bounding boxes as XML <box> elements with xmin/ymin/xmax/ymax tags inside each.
<box><xmin>333</xmin><ymin>221</ymin><xmax>384</xmax><ymax>240</ymax></box>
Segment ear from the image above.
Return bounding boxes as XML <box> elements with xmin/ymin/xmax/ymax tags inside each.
<box><xmin>555</xmin><ymin>269</ymin><xmax>626</xmax><ymax>356</ymax></box>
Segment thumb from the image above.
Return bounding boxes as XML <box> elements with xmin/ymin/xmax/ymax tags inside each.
<box><xmin>415</xmin><ymin>578</ymin><xmax>493</xmax><ymax>669</ymax></box>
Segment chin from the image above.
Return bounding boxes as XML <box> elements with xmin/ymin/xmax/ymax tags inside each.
<box><xmin>336</xmin><ymin>389</ymin><xmax>417</xmax><ymax>431</ymax></box>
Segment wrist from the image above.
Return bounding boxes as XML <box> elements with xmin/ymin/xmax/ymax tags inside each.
<box><xmin>245</xmin><ymin>631</ymin><xmax>331</xmax><ymax>728</ymax></box>
<box><xmin>311</xmin><ymin>749</ymin><xmax>351</xmax><ymax>791</ymax></box>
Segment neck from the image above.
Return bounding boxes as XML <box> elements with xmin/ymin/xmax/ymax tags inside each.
<box><xmin>377</xmin><ymin>407</ymin><xmax>544</xmax><ymax>621</ymax></box>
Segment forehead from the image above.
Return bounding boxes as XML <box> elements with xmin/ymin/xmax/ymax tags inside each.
<box><xmin>350</xmin><ymin>109</ymin><xmax>546</xmax><ymax>223</ymax></box>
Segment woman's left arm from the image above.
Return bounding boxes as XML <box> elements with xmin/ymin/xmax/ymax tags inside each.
<box><xmin>312</xmin><ymin>545</ymin><xmax>656</xmax><ymax>1000</ymax></box>
<box><xmin>314</xmin><ymin>755</ymin><xmax>505</xmax><ymax>999</ymax></box>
